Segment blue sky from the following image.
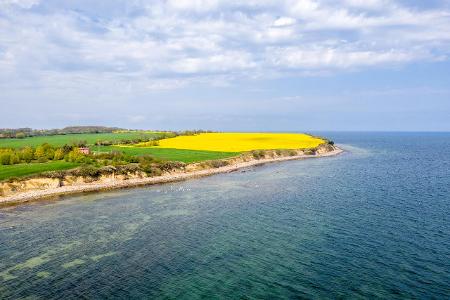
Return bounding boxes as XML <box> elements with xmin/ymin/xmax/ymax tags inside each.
<box><xmin>0</xmin><ymin>0</ymin><xmax>449</xmax><ymax>131</ymax></box>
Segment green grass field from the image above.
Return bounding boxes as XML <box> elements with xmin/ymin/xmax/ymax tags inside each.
<box><xmin>0</xmin><ymin>132</ymin><xmax>240</xmax><ymax>181</ymax></box>
<box><xmin>0</xmin><ymin>161</ymin><xmax>79</xmax><ymax>181</ymax></box>
<box><xmin>97</xmin><ymin>146</ymin><xmax>240</xmax><ymax>163</ymax></box>
<box><xmin>0</xmin><ymin>132</ymin><xmax>162</xmax><ymax>149</ymax></box>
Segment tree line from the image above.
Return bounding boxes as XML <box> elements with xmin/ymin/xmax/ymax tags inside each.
<box><xmin>0</xmin><ymin>126</ymin><xmax>122</xmax><ymax>139</ymax></box>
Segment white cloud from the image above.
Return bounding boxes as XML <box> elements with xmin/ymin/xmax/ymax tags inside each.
<box><xmin>0</xmin><ymin>0</ymin><xmax>39</xmax><ymax>9</ymax></box>
<box><xmin>268</xmin><ymin>47</ymin><xmax>419</xmax><ymax>69</ymax></box>
<box><xmin>343</xmin><ymin>0</ymin><xmax>386</xmax><ymax>9</ymax></box>
<box><xmin>273</xmin><ymin>17</ymin><xmax>296</xmax><ymax>27</ymax></box>
<box><xmin>0</xmin><ymin>0</ymin><xmax>449</xmax><ymax>91</ymax></box>
<box><xmin>166</xmin><ymin>0</ymin><xmax>220</xmax><ymax>12</ymax></box>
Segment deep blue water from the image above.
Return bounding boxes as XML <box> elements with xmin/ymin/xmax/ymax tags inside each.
<box><xmin>0</xmin><ymin>132</ymin><xmax>449</xmax><ymax>299</ymax></box>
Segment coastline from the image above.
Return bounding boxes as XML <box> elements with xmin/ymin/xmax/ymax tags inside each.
<box><xmin>0</xmin><ymin>146</ymin><xmax>343</xmax><ymax>206</ymax></box>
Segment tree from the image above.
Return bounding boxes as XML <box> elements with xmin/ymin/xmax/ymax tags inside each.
<box><xmin>54</xmin><ymin>148</ymin><xmax>65</xmax><ymax>160</ymax></box>
<box><xmin>0</xmin><ymin>152</ymin><xmax>11</xmax><ymax>165</ymax></box>
<box><xmin>34</xmin><ymin>145</ymin><xmax>46</xmax><ymax>160</ymax></box>
<box><xmin>45</xmin><ymin>148</ymin><xmax>55</xmax><ymax>160</ymax></box>
<box><xmin>9</xmin><ymin>153</ymin><xmax>20</xmax><ymax>164</ymax></box>
<box><xmin>68</xmin><ymin>148</ymin><xmax>84</xmax><ymax>162</ymax></box>
<box><xmin>15</xmin><ymin>132</ymin><xmax>26</xmax><ymax>139</ymax></box>
<box><xmin>20</xmin><ymin>146</ymin><xmax>34</xmax><ymax>163</ymax></box>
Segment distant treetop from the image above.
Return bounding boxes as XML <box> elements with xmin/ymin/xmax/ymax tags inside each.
<box><xmin>0</xmin><ymin>126</ymin><xmax>123</xmax><ymax>139</ymax></box>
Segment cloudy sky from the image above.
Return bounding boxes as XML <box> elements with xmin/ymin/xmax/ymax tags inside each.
<box><xmin>1</xmin><ymin>0</ymin><xmax>449</xmax><ymax>131</ymax></box>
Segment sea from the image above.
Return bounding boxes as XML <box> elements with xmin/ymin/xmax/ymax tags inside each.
<box><xmin>0</xmin><ymin>132</ymin><xmax>449</xmax><ymax>299</ymax></box>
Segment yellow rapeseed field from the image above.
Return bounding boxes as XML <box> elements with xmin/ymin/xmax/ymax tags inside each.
<box><xmin>153</xmin><ymin>133</ymin><xmax>325</xmax><ymax>152</ymax></box>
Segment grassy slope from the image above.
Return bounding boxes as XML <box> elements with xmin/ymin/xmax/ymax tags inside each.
<box><xmin>98</xmin><ymin>146</ymin><xmax>240</xmax><ymax>163</ymax></box>
<box><xmin>0</xmin><ymin>132</ymin><xmax>162</xmax><ymax>149</ymax></box>
<box><xmin>0</xmin><ymin>161</ymin><xmax>79</xmax><ymax>181</ymax></box>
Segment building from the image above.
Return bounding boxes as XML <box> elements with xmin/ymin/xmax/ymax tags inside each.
<box><xmin>79</xmin><ymin>147</ymin><xmax>91</xmax><ymax>155</ymax></box>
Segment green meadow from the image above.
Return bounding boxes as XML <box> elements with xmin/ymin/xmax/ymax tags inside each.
<box><xmin>97</xmin><ymin>146</ymin><xmax>239</xmax><ymax>163</ymax></box>
<box><xmin>0</xmin><ymin>132</ymin><xmax>162</xmax><ymax>149</ymax></box>
<box><xmin>0</xmin><ymin>132</ymin><xmax>241</xmax><ymax>180</ymax></box>
<box><xmin>0</xmin><ymin>161</ymin><xmax>79</xmax><ymax>181</ymax></box>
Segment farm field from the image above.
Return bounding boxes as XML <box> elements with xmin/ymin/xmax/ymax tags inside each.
<box><xmin>0</xmin><ymin>132</ymin><xmax>162</xmax><ymax>149</ymax></box>
<box><xmin>0</xmin><ymin>132</ymin><xmax>326</xmax><ymax>181</ymax></box>
<box><xmin>152</xmin><ymin>133</ymin><xmax>325</xmax><ymax>152</ymax></box>
<box><xmin>98</xmin><ymin>146</ymin><xmax>239</xmax><ymax>163</ymax></box>
<box><xmin>0</xmin><ymin>161</ymin><xmax>79</xmax><ymax>181</ymax></box>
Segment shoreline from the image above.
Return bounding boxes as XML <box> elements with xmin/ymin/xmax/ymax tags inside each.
<box><xmin>0</xmin><ymin>147</ymin><xmax>343</xmax><ymax>206</ymax></box>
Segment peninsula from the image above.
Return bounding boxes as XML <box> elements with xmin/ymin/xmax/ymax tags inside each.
<box><xmin>0</xmin><ymin>128</ymin><xmax>342</xmax><ymax>205</ymax></box>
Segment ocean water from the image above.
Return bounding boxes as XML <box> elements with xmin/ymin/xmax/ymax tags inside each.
<box><xmin>0</xmin><ymin>132</ymin><xmax>449</xmax><ymax>299</ymax></box>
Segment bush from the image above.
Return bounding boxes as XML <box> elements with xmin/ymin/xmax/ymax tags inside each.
<box><xmin>15</xmin><ymin>132</ymin><xmax>26</xmax><ymax>139</ymax></box>
<box><xmin>10</xmin><ymin>153</ymin><xmax>20</xmax><ymax>164</ymax></box>
<box><xmin>37</xmin><ymin>157</ymin><xmax>48</xmax><ymax>163</ymax></box>
<box><xmin>73</xmin><ymin>165</ymin><xmax>100</xmax><ymax>178</ymax></box>
<box><xmin>98</xmin><ymin>166</ymin><xmax>117</xmax><ymax>175</ymax></box>
<box><xmin>54</xmin><ymin>149</ymin><xmax>65</xmax><ymax>160</ymax></box>
<box><xmin>304</xmin><ymin>149</ymin><xmax>316</xmax><ymax>155</ymax></box>
<box><xmin>62</xmin><ymin>144</ymin><xmax>73</xmax><ymax>154</ymax></box>
<box><xmin>116</xmin><ymin>164</ymin><xmax>140</xmax><ymax>175</ymax></box>
<box><xmin>72</xmin><ymin>140</ymin><xmax>87</xmax><ymax>147</ymax></box>
<box><xmin>34</xmin><ymin>145</ymin><xmax>46</xmax><ymax>160</ymax></box>
<box><xmin>159</xmin><ymin>161</ymin><xmax>185</xmax><ymax>171</ymax></box>
<box><xmin>208</xmin><ymin>159</ymin><xmax>229</xmax><ymax>168</ymax></box>
<box><xmin>42</xmin><ymin>170</ymin><xmax>67</xmax><ymax>179</ymax></box>
<box><xmin>21</xmin><ymin>146</ymin><xmax>34</xmax><ymax>162</ymax></box>
<box><xmin>0</xmin><ymin>153</ymin><xmax>11</xmax><ymax>165</ymax></box>
<box><xmin>251</xmin><ymin>150</ymin><xmax>265</xmax><ymax>159</ymax></box>
<box><xmin>67</xmin><ymin>148</ymin><xmax>84</xmax><ymax>162</ymax></box>
<box><xmin>288</xmin><ymin>150</ymin><xmax>297</xmax><ymax>156</ymax></box>
<box><xmin>139</xmin><ymin>162</ymin><xmax>162</xmax><ymax>176</ymax></box>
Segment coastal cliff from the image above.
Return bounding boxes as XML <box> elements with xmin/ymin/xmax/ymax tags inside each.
<box><xmin>0</xmin><ymin>144</ymin><xmax>341</xmax><ymax>205</ymax></box>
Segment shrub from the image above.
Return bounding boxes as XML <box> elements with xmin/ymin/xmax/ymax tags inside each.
<box><xmin>288</xmin><ymin>150</ymin><xmax>297</xmax><ymax>156</ymax></box>
<box><xmin>116</xmin><ymin>164</ymin><xmax>140</xmax><ymax>175</ymax></box>
<box><xmin>159</xmin><ymin>161</ymin><xmax>185</xmax><ymax>171</ymax></box>
<box><xmin>10</xmin><ymin>153</ymin><xmax>20</xmax><ymax>164</ymax></box>
<box><xmin>304</xmin><ymin>149</ymin><xmax>316</xmax><ymax>155</ymax></box>
<box><xmin>20</xmin><ymin>146</ymin><xmax>34</xmax><ymax>162</ymax></box>
<box><xmin>67</xmin><ymin>148</ymin><xmax>84</xmax><ymax>162</ymax></box>
<box><xmin>37</xmin><ymin>157</ymin><xmax>48</xmax><ymax>163</ymax></box>
<box><xmin>54</xmin><ymin>148</ymin><xmax>65</xmax><ymax>160</ymax></box>
<box><xmin>72</xmin><ymin>140</ymin><xmax>87</xmax><ymax>147</ymax></box>
<box><xmin>0</xmin><ymin>153</ymin><xmax>11</xmax><ymax>165</ymax></box>
<box><xmin>208</xmin><ymin>159</ymin><xmax>229</xmax><ymax>168</ymax></box>
<box><xmin>98</xmin><ymin>166</ymin><xmax>117</xmax><ymax>175</ymax></box>
<box><xmin>15</xmin><ymin>132</ymin><xmax>26</xmax><ymax>139</ymax></box>
<box><xmin>62</xmin><ymin>144</ymin><xmax>73</xmax><ymax>154</ymax></box>
<box><xmin>73</xmin><ymin>165</ymin><xmax>100</xmax><ymax>178</ymax></box>
<box><xmin>251</xmin><ymin>150</ymin><xmax>265</xmax><ymax>159</ymax></box>
<box><xmin>42</xmin><ymin>170</ymin><xmax>67</xmax><ymax>179</ymax></box>
<box><xmin>139</xmin><ymin>163</ymin><xmax>162</xmax><ymax>176</ymax></box>
<box><xmin>34</xmin><ymin>145</ymin><xmax>46</xmax><ymax>160</ymax></box>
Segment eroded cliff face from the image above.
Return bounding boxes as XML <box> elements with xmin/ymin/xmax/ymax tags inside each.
<box><xmin>316</xmin><ymin>143</ymin><xmax>335</xmax><ymax>154</ymax></box>
<box><xmin>0</xmin><ymin>144</ymin><xmax>337</xmax><ymax>199</ymax></box>
<box><xmin>0</xmin><ymin>172</ymin><xmax>148</xmax><ymax>198</ymax></box>
<box><xmin>0</xmin><ymin>178</ymin><xmax>61</xmax><ymax>197</ymax></box>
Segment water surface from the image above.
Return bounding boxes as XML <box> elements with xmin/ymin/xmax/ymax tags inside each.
<box><xmin>0</xmin><ymin>132</ymin><xmax>449</xmax><ymax>299</ymax></box>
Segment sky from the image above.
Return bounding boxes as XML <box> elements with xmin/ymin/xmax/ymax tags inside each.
<box><xmin>0</xmin><ymin>0</ymin><xmax>449</xmax><ymax>131</ymax></box>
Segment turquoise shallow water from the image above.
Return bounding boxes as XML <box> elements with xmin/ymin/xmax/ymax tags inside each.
<box><xmin>0</xmin><ymin>132</ymin><xmax>449</xmax><ymax>299</ymax></box>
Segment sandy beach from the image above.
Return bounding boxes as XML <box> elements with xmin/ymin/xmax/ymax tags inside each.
<box><xmin>0</xmin><ymin>147</ymin><xmax>343</xmax><ymax>206</ymax></box>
